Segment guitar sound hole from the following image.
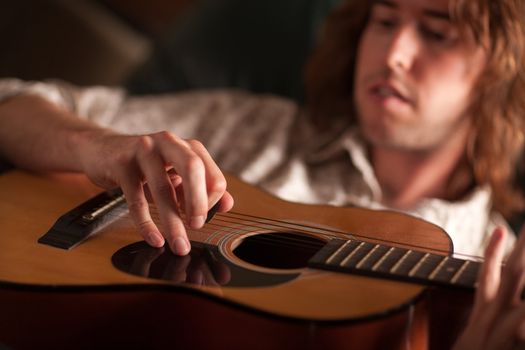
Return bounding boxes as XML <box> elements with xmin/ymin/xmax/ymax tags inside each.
<box><xmin>233</xmin><ymin>232</ymin><xmax>325</xmax><ymax>270</ymax></box>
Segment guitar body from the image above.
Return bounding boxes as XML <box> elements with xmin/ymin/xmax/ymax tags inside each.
<box><xmin>0</xmin><ymin>170</ymin><xmax>465</xmax><ymax>349</ymax></box>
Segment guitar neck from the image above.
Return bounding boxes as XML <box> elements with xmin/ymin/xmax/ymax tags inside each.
<box><xmin>308</xmin><ymin>239</ymin><xmax>479</xmax><ymax>290</ymax></box>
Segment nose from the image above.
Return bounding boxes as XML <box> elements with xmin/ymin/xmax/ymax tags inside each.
<box><xmin>386</xmin><ymin>25</ymin><xmax>419</xmax><ymax>72</ymax></box>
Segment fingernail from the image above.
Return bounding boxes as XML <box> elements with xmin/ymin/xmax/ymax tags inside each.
<box><xmin>174</xmin><ymin>237</ymin><xmax>190</xmax><ymax>255</ymax></box>
<box><xmin>190</xmin><ymin>215</ymin><xmax>205</xmax><ymax>229</ymax></box>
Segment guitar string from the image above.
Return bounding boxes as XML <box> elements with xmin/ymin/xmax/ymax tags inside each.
<box><xmin>99</xmin><ymin>206</ymin><xmax>484</xmax><ymax>262</ymax></box>
<box><xmin>104</xmin><ymin>212</ymin><xmax>482</xmax><ymax>281</ymax></box>
<box><xmin>105</xmin><ymin>206</ymin><xmax>483</xmax><ymax>262</ymax></box>
<box><xmin>107</xmin><ymin>209</ymin><xmax>336</xmax><ymax>251</ymax></box>
<box><xmin>104</xmin><ymin>206</ymin><xmax>441</xmax><ymax>252</ymax></box>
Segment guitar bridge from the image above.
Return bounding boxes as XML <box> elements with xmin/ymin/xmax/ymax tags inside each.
<box><xmin>38</xmin><ymin>188</ymin><xmax>127</xmax><ymax>250</ymax></box>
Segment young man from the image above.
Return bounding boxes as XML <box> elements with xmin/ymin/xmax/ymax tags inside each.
<box><xmin>0</xmin><ymin>0</ymin><xmax>525</xmax><ymax>347</ymax></box>
<box><xmin>2</xmin><ymin>0</ymin><xmax>523</xmax><ymax>258</ymax></box>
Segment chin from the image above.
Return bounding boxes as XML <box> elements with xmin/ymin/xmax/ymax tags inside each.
<box><xmin>361</xmin><ymin>126</ymin><xmax>419</xmax><ymax>151</ymax></box>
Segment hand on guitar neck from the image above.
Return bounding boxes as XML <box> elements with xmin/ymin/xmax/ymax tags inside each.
<box><xmin>454</xmin><ymin>226</ymin><xmax>525</xmax><ymax>350</ymax></box>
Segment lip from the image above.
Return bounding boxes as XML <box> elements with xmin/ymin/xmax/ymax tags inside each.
<box><xmin>368</xmin><ymin>81</ymin><xmax>413</xmax><ymax>105</ymax></box>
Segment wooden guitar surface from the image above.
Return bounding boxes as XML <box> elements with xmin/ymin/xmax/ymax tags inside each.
<box><xmin>0</xmin><ymin>170</ymin><xmax>454</xmax><ymax>349</ymax></box>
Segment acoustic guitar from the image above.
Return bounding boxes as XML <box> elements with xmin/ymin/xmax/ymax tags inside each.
<box><xmin>0</xmin><ymin>170</ymin><xmax>474</xmax><ymax>350</ymax></box>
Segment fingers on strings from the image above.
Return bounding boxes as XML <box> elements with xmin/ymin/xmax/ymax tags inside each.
<box><xmin>118</xmin><ymin>133</ymin><xmax>230</xmax><ymax>255</ymax></box>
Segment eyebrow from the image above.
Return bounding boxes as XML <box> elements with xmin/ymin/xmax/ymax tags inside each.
<box><xmin>374</xmin><ymin>0</ymin><xmax>451</xmax><ymax>21</ymax></box>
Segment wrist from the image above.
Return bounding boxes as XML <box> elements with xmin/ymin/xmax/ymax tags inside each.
<box><xmin>68</xmin><ymin>127</ymin><xmax>118</xmax><ymax>174</ymax></box>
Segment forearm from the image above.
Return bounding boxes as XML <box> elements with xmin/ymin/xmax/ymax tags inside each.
<box><xmin>0</xmin><ymin>85</ymin><xmax>235</xmax><ymax>257</ymax></box>
<box><xmin>0</xmin><ymin>94</ymin><xmax>114</xmax><ymax>173</ymax></box>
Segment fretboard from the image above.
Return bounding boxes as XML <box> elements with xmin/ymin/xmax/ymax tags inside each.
<box><xmin>308</xmin><ymin>239</ymin><xmax>479</xmax><ymax>290</ymax></box>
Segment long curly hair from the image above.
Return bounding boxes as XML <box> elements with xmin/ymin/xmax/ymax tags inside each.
<box><xmin>305</xmin><ymin>0</ymin><xmax>525</xmax><ymax>218</ymax></box>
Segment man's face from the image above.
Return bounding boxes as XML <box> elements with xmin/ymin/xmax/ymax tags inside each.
<box><xmin>354</xmin><ymin>0</ymin><xmax>487</xmax><ymax>152</ymax></box>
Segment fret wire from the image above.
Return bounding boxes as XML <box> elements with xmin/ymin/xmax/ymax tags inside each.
<box><xmin>390</xmin><ymin>250</ymin><xmax>412</xmax><ymax>274</ymax></box>
<box><xmin>356</xmin><ymin>244</ymin><xmax>380</xmax><ymax>269</ymax></box>
<box><xmin>408</xmin><ymin>253</ymin><xmax>430</xmax><ymax>277</ymax></box>
<box><xmin>326</xmin><ymin>240</ymin><xmax>353</xmax><ymax>264</ymax></box>
<box><xmin>460</xmin><ymin>263</ymin><xmax>480</xmax><ymax>288</ymax></box>
<box><xmin>372</xmin><ymin>247</ymin><xmax>395</xmax><ymax>271</ymax></box>
<box><xmin>429</xmin><ymin>256</ymin><xmax>449</xmax><ymax>280</ymax></box>
<box><xmin>340</xmin><ymin>242</ymin><xmax>365</xmax><ymax>267</ymax></box>
<box><xmin>450</xmin><ymin>260</ymin><xmax>471</xmax><ymax>284</ymax></box>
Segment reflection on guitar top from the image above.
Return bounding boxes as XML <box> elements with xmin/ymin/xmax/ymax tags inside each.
<box><xmin>112</xmin><ymin>240</ymin><xmax>299</xmax><ymax>288</ymax></box>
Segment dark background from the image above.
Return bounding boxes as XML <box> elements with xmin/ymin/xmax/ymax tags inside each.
<box><xmin>0</xmin><ymin>0</ymin><xmax>339</xmax><ymax>102</ymax></box>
